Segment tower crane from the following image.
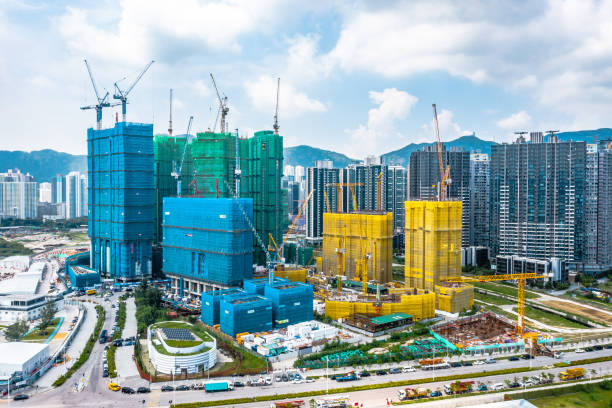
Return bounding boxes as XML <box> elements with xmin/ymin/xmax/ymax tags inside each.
<box><xmin>273</xmin><ymin>78</ymin><xmax>280</xmax><ymax>135</ymax></box>
<box><xmin>325</xmin><ymin>183</ymin><xmax>363</xmax><ymax>213</ymax></box>
<box><xmin>514</xmin><ymin>131</ymin><xmax>528</xmax><ymax>142</ymax></box>
<box><xmin>432</xmin><ymin>104</ymin><xmax>451</xmax><ymax>200</ymax></box>
<box><xmin>545</xmin><ymin>130</ymin><xmax>560</xmax><ymax>142</ymax></box>
<box><xmin>171</xmin><ymin>116</ymin><xmax>194</xmax><ymax>197</ymax></box>
<box><xmin>210</xmin><ymin>73</ymin><xmax>229</xmax><ymax>133</ymax></box>
<box><xmin>168</xmin><ymin>89</ymin><xmax>173</xmax><ymax>137</ymax></box>
<box><xmin>444</xmin><ymin>273</ymin><xmax>546</xmax><ymax>337</ymax></box>
<box><xmin>81</xmin><ymin>59</ymin><xmax>118</xmax><ymax>130</ymax></box>
<box><xmin>113</xmin><ymin>60</ymin><xmax>154</xmax><ymax>122</ymax></box>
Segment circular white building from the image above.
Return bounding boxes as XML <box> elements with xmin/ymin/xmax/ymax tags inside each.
<box><xmin>147</xmin><ymin>321</ymin><xmax>217</xmax><ymax>374</ymax></box>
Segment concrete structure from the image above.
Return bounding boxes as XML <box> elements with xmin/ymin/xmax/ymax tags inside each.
<box><xmin>409</xmin><ymin>146</ymin><xmax>471</xmax><ymax>246</ymax></box>
<box><xmin>584</xmin><ymin>141</ymin><xmax>612</xmax><ymax>270</ymax></box>
<box><xmin>66</xmin><ymin>252</ymin><xmax>100</xmax><ymax>289</ymax></box>
<box><xmin>490</xmin><ymin>138</ymin><xmax>586</xmax><ymax>261</ymax></box>
<box><xmin>0</xmin><ymin>256</ymin><xmax>30</xmax><ymax>272</ymax></box>
<box><xmin>306</xmin><ymin>160</ymin><xmax>339</xmax><ymax>243</ymax></box>
<box><xmin>0</xmin><ymin>343</ymin><xmax>49</xmax><ymax>379</ymax></box>
<box><xmin>147</xmin><ymin>322</ymin><xmax>217</xmax><ymax>374</ymax></box>
<box><xmin>461</xmin><ymin>246</ymin><xmax>490</xmax><ymax>268</ymax></box>
<box><xmin>0</xmin><ymin>169</ymin><xmax>37</xmax><ymax>219</ymax></box>
<box><xmin>0</xmin><ymin>262</ymin><xmax>45</xmax><ymax>295</ymax></box>
<box><xmin>162</xmin><ymin>198</ymin><xmax>253</xmax><ymax>295</ymax></box>
<box><xmin>469</xmin><ymin>153</ymin><xmax>489</xmax><ymax>248</ymax></box>
<box><xmin>496</xmin><ymin>255</ymin><xmax>561</xmax><ymax>281</ymax></box>
<box><xmin>0</xmin><ymin>294</ymin><xmax>64</xmax><ymax>322</ymax></box>
<box><xmin>39</xmin><ymin>182</ymin><xmax>52</xmax><ymax>203</ymax></box>
<box><xmin>88</xmin><ymin>122</ymin><xmax>154</xmax><ymax>280</ymax></box>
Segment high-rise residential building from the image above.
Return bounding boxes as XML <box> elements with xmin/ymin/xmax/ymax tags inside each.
<box><xmin>65</xmin><ymin>171</ymin><xmax>86</xmax><ymax>219</ymax></box>
<box><xmin>294</xmin><ymin>165</ymin><xmax>305</xmax><ymax>181</ymax></box>
<box><xmin>306</xmin><ymin>160</ymin><xmax>339</xmax><ymax>242</ymax></box>
<box><xmin>0</xmin><ymin>169</ymin><xmax>37</xmax><ymax>219</ymax></box>
<box><xmin>490</xmin><ymin>137</ymin><xmax>586</xmax><ymax>261</ymax></box>
<box><xmin>408</xmin><ymin>146</ymin><xmax>471</xmax><ymax>246</ymax></box>
<box><xmin>189</xmin><ymin>130</ymin><xmax>285</xmax><ymax>265</ymax></box>
<box><xmin>88</xmin><ymin>122</ymin><xmax>154</xmax><ymax>280</ymax></box>
<box><xmin>286</xmin><ymin>180</ymin><xmax>300</xmax><ymax>216</ymax></box>
<box><xmin>584</xmin><ymin>141</ymin><xmax>612</xmax><ymax>268</ymax></box>
<box><xmin>39</xmin><ymin>182</ymin><xmax>52</xmax><ymax>203</ymax></box>
<box><xmin>385</xmin><ymin>165</ymin><xmax>407</xmax><ymax>240</ymax></box>
<box><xmin>469</xmin><ymin>153</ymin><xmax>490</xmax><ymax>247</ymax></box>
<box><xmin>51</xmin><ymin>174</ymin><xmax>65</xmax><ymax>204</ymax></box>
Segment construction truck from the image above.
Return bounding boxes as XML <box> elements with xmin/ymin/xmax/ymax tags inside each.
<box><xmin>444</xmin><ymin>381</ymin><xmax>474</xmax><ymax>395</ymax></box>
<box><xmin>270</xmin><ymin>400</ymin><xmax>304</xmax><ymax>408</ymax></box>
<box><xmin>398</xmin><ymin>387</ymin><xmax>428</xmax><ymax>400</ymax></box>
<box><xmin>315</xmin><ymin>396</ymin><xmax>349</xmax><ymax>408</ymax></box>
<box><xmin>560</xmin><ymin>367</ymin><xmax>584</xmax><ymax>381</ymax></box>
<box><xmin>419</xmin><ymin>358</ymin><xmax>449</xmax><ymax>370</ymax></box>
<box><xmin>335</xmin><ymin>371</ymin><xmax>358</xmax><ymax>382</ymax></box>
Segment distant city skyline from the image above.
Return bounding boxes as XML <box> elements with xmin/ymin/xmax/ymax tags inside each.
<box><xmin>2</xmin><ymin>1</ymin><xmax>612</xmax><ymax>157</ymax></box>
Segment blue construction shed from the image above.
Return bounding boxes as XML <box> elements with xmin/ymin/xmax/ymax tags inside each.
<box><xmin>200</xmin><ymin>288</ymin><xmax>243</xmax><ymax>326</ymax></box>
<box><xmin>65</xmin><ymin>252</ymin><xmax>101</xmax><ymax>289</ymax></box>
<box><xmin>264</xmin><ymin>281</ymin><xmax>314</xmax><ymax>328</ymax></box>
<box><xmin>219</xmin><ymin>293</ymin><xmax>273</xmax><ymax>337</ymax></box>
<box><xmin>243</xmin><ymin>277</ymin><xmax>289</xmax><ymax>295</ymax></box>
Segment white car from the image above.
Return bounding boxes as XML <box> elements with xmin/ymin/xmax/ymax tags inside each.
<box><xmin>292</xmin><ymin>379</ymin><xmax>303</xmax><ymax>384</ymax></box>
<box><xmin>402</xmin><ymin>366</ymin><xmax>416</xmax><ymax>373</ymax></box>
<box><xmin>576</xmin><ymin>349</ymin><xmax>585</xmax><ymax>353</ymax></box>
<box><xmin>305</xmin><ymin>378</ymin><xmax>315</xmax><ymax>383</ymax></box>
<box><xmin>473</xmin><ymin>360</ymin><xmax>485</xmax><ymax>365</ymax></box>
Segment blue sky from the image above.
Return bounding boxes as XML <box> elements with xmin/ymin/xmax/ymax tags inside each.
<box><xmin>1</xmin><ymin>0</ymin><xmax>612</xmax><ymax>158</ymax></box>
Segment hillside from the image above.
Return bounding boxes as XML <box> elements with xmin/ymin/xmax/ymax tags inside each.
<box><xmin>556</xmin><ymin>128</ymin><xmax>612</xmax><ymax>143</ymax></box>
<box><xmin>0</xmin><ymin>150</ymin><xmax>87</xmax><ymax>182</ymax></box>
<box><xmin>283</xmin><ymin>145</ymin><xmax>358</xmax><ymax>168</ymax></box>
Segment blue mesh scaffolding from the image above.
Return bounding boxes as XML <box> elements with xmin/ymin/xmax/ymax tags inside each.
<box><xmin>219</xmin><ymin>293</ymin><xmax>273</xmax><ymax>336</ymax></box>
<box><xmin>243</xmin><ymin>277</ymin><xmax>289</xmax><ymax>295</ymax></box>
<box><xmin>88</xmin><ymin>122</ymin><xmax>154</xmax><ymax>280</ymax></box>
<box><xmin>200</xmin><ymin>288</ymin><xmax>243</xmax><ymax>326</ymax></box>
<box><xmin>264</xmin><ymin>282</ymin><xmax>314</xmax><ymax>328</ymax></box>
<box><xmin>162</xmin><ymin>198</ymin><xmax>253</xmax><ymax>287</ymax></box>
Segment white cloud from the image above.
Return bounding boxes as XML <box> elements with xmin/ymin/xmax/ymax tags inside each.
<box><xmin>497</xmin><ymin>110</ymin><xmax>532</xmax><ymax>130</ymax></box>
<box><xmin>244</xmin><ymin>75</ymin><xmax>326</xmax><ymax>117</ymax></box>
<box><xmin>421</xmin><ymin>108</ymin><xmax>473</xmax><ymax>142</ymax></box>
<box><xmin>514</xmin><ymin>75</ymin><xmax>537</xmax><ymax>89</ymax></box>
<box><xmin>193</xmin><ymin>80</ymin><xmax>211</xmax><ymax>98</ymax></box>
<box><xmin>346</xmin><ymin>88</ymin><xmax>418</xmax><ymax>157</ymax></box>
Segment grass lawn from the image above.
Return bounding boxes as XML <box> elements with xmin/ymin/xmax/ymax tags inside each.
<box><xmin>151</xmin><ymin>321</ymin><xmax>213</xmax><ymax>342</ymax></box>
<box><xmin>512</xmin><ymin>306</ymin><xmax>589</xmax><ymax>329</ymax></box>
<box><xmin>529</xmin><ymin>387</ymin><xmax>612</xmax><ymax>407</ymax></box>
<box><xmin>472</xmin><ymin>282</ymin><xmax>539</xmax><ymax>299</ymax></box>
<box><xmin>474</xmin><ymin>301</ymin><xmax>516</xmax><ymax>321</ymax></box>
<box><xmin>562</xmin><ymin>292</ymin><xmax>612</xmax><ymax>312</ymax></box>
<box><xmin>0</xmin><ymin>237</ymin><xmax>33</xmax><ymax>257</ymax></box>
<box><xmin>21</xmin><ymin>318</ymin><xmax>61</xmax><ymax>341</ymax></box>
<box><xmin>165</xmin><ymin>339</ymin><xmax>203</xmax><ymax>348</ymax></box>
<box><xmin>474</xmin><ymin>291</ymin><xmax>514</xmax><ymax>305</ymax></box>
<box><xmin>151</xmin><ymin>338</ymin><xmax>209</xmax><ymax>356</ymax></box>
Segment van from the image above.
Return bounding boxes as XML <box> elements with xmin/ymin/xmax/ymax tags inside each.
<box><xmin>492</xmin><ymin>383</ymin><xmax>505</xmax><ymax>390</ymax></box>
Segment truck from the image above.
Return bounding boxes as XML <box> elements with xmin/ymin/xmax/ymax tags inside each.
<box><xmin>335</xmin><ymin>371</ymin><xmax>358</xmax><ymax>382</ymax></box>
<box><xmin>204</xmin><ymin>381</ymin><xmax>234</xmax><ymax>392</ymax></box>
<box><xmin>270</xmin><ymin>401</ymin><xmax>304</xmax><ymax>408</ymax></box>
<box><xmin>444</xmin><ymin>381</ymin><xmax>474</xmax><ymax>395</ymax></box>
<box><xmin>315</xmin><ymin>396</ymin><xmax>349</xmax><ymax>408</ymax></box>
<box><xmin>398</xmin><ymin>387</ymin><xmax>428</xmax><ymax>400</ymax></box>
<box><xmin>86</xmin><ymin>289</ymin><xmax>96</xmax><ymax>295</ymax></box>
<box><xmin>560</xmin><ymin>367</ymin><xmax>584</xmax><ymax>381</ymax></box>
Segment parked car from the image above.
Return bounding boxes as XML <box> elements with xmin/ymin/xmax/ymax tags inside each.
<box><xmin>102</xmin><ymin>369</ymin><xmax>109</xmax><ymax>378</ymax></box>
<box><xmin>485</xmin><ymin>358</ymin><xmax>497</xmax><ymax>364</ymax></box>
<box><xmin>575</xmin><ymin>348</ymin><xmax>585</xmax><ymax>353</ymax></box>
<box><xmin>461</xmin><ymin>361</ymin><xmax>473</xmax><ymax>366</ymax></box>
<box><xmin>430</xmin><ymin>390</ymin><xmax>442</xmax><ymax>397</ymax></box>
<box><xmin>492</xmin><ymin>383</ymin><xmax>505</xmax><ymax>391</ymax></box>
<box><xmin>594</xmin><ymin>345</ymin><xmax>603</xmax><ymax>350</ymax></box>
<box><xmin>292</xmin><ymin>379</ymin><xmax>303</xmax><ymax>384</ymax></box>
<box><xmin>376</xmin><ymin>370</ymin><xmax>387</xmax><ymax>376</ymax></box>
<box><xmin>113</xmin><ymin>339</ymin><xmax>123</xmax><ymax>347</ymax></box>
<box><xmin>161</xmin><ymin>385</ymin><xmax>174</xmax><ymax>392</ymax></box>
<box><xmin>108</xmin><ymin>383</ymin><xmax>121</xmax><ymax>392</ymax></box>
<box><xmin>305</xmin><ymin>377</ymin><xmax>315</xmax><ymax>383</ymax></box>
<box><xmin>358</xmin><ymin>371</ymin><xmax>370</xmax><ymax>377</ymax></box>
<box><xmin>136</xmin><ymin>387</ymin><xmax>150</xmax><ymax>394</ymax></box>
<box><xmin>521</xmin><ymin>354</ymin><xmax>535</xmax><ymax>359</ymax></box>
<box><xmin>585</xmin><ymin>347</ymin><xmax>594</xmax><ymax>352</ymax></box>
<box><xmin>508</xmin><ymin>356</ymin><xmax>520</xmax><ymax>361</ymax></box>
<box><xmin>450</xmin><ymin>362</ymin><xmax>462</xmax><ymax>367</ymax></box>
<box><xmin>176</xmin><ymin>385</ymin><xmax>190</xmax><ymax>391</ymax></box>
<box><xmin>605</xmin><ymin>344</ymin><xmax>612</xmax><ymax>349</ymax></box>
<box><xmin>13</xmin><ymin>394</ymin><xmax>29</xmax><ymax>401</ymax></box>
<box><xmin>124</xmin><ymin>340</ymin><xmax>134</xmax><ymax>346</ymax></box>
<box><xmin>473</xmin><ymin>360</ymin><xmax>485</xmax><ymax>365</ymax></box>
<box><xmin>389</xmin><ymin>367</ymin><xmax>402</xmax><ymax>374</ymax></box>
<box><xmin>402</xmin><ymin>366</ymin><xmax>416</xmax><ymax>373</ymax></box>
<box><xmin>233</xmin><ymin>381</ymin><xmax>244</xmax><ymax>387</ymax></box>
<box><xmin>508</xmin><ymin>382</ymin><xmax>521</xmax><ymax>388</ymax></box>
<box><xmin>121</xmin><ymin>387</ymin><xmax>135</xmax><ymax>394</ymax></box>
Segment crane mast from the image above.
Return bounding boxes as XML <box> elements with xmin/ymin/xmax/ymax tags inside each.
<box><xmin>81</xmin><ymin>59</ymin><xmax>116</xmax><ymax>130</ymax></box>
<box><xmin>168</xmin><ymin>89</ymin><xmax>173</xmax><ymax>137</ymax></box>
<box><xmin>273</xmin><ymin>78</ymin><xmax>280</xmax><ymax>135</ymax></box>
<box><xmin>113</xmin><ymin>60</ymin><xmax>154</xmax><ymax>122</ymax></box>
<box><xmin>172</xmin><ymin>116</ymin><xmax>194</xmax><ymax>197</ymax></box>
<box><xmin>210</xmin><ymin>73</ymin><xmax>229</xmax><ymax>133</ymax></box>
<box><xmin>432</xmin><ymin>104</ymin><xmax>450</xmax><ymax>200</ymax></box>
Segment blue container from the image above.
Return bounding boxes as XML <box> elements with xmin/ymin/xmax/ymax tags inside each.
<box><xmin>219</xmin><ymin>293</ymin><xmax>273</xmax><ymax>337</ymax></box>
<box><xmin>200</xmin><ymin>288</ymin><xmax>243</xmax><ymax>326</ymax></box>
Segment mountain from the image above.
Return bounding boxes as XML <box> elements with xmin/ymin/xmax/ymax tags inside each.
<box><xmin>283</xmin><ymin>145</ymin><xmax>358</xmax><ymax>168</ymax></box>
<box><xmin>381</xmin><ymin>134</ymin><xmax>496</xmax><ymax>167</ymax></box>
<box><xmin>556</xmin><ymin>128</ymin><xmax>612</xmax><ymax>143</ymax></box>
<box><xmin>0</xmin><ymin>150</ymin><xmax>87</xmax><ymax>182</ymax></box>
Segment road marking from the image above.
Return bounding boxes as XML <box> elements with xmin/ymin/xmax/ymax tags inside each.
<box><xmin>147</xmin><ymin>389</ymin><xmax>161</xmax><ymax>407</ymax></box>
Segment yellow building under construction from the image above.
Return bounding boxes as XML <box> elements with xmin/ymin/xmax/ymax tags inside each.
<box><xmin>322</xmin><ymin>211</ymin><xmax>393</xmax><ymax>284</ymax></box>
<box><xmin>404</xmin><ymin>201</ymin><xmax>473</xmax><ymax>313</ymax></box>
<box><xmin>325</xmin><ymin>290</ymin><xmax>436</xmax><ymax>321</ymax></box>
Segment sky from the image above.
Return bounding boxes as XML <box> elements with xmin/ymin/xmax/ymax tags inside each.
<box><xmin>1</xmin><ymin>0</ymin><xmax>612</xmax><ymax>158</ymax></box>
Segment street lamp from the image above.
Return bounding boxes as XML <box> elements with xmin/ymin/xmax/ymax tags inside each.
<box><xmin>325</xmin><ymin>356</ymin><xmax>329</xmax><ymax>394</ymax></box>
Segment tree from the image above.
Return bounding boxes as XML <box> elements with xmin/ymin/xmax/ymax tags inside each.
<box><xmin>4</xmin><ymin>320</ymin><xmax>29</xmax><ymax>341</ymax></box>
<box><xmin>38</xmin><ymin>300</ymin><xmax>57</xmax><ymax>331</ymax></box>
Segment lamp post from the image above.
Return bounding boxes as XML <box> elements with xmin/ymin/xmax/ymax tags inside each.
<box><xmin>325</xmin><ymin>356</ymin><xmax>329</xmax><ymax>394</ymax></box>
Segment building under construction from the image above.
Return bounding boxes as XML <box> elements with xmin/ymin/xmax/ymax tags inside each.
<box><xmin>189</xmin><ymin>130</ymin><xmax>287</xmax><ymax>265</ymax></box>
<box><xmin>404</xmin><ymin>200</ymin><xmax>473</xmax><ymax>313</ymax></box>
<box><xmin>321</xmin><ymin>211</ymin><xmax>393</xmax><ymax>284</ymax></box>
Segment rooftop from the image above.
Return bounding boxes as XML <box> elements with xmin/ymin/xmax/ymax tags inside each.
<box><xmin>370</xmin><ymin>312</ymin><xmax>412</xmax><ymax>325</ymax></box>
<box><xmin>0</xmin><ymin>342</ymin><xmax>48</xmax><ymax>365</ymax></box>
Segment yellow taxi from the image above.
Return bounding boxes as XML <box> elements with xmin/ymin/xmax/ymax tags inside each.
<box><xmin>108</xmin><ymin>382</ymin><xmax>121</xmax><ymax>391</ymax></box>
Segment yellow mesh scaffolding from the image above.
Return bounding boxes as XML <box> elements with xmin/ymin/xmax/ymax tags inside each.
<box><xmin>322</xmin><ymin>212</ymin><xmax>393</xmax><ymax>283</ymax></box>
<box><xmin>404</xmin><ymin>201</ymin><xmax>462</xmax><ymax>290</ymax></box>
<box><xmin>324</xmin><ymin>291</ymin><xmax>435</xmax><ymax>321</ymax></box>
<box><xmin>435</xmin><ymin>284</ymin><xmax>474</xmax><ymax>314</ymax></box>
<box><xmin>274</xmin><ymin>266</ymin><xmax>307</xmax><ymax>282</ymax></box>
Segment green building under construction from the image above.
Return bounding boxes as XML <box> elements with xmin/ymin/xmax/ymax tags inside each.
<box><xmin>154</xmin><ymin>129</ymin><xmax>287</xmax><ymax>266</ymax></box>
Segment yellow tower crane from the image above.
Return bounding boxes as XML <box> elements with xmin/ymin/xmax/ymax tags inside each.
<box><xmin>325</xmin><ymin>183</ymin><xmax>364</xmax><ymax>213</ymax></box>
<box><xmin>444</xmin><ymin>273</ymin><xmax>546</xmax><ymax>337</ymax></box>
<box><xmin>432</xmin><ymin>104</ymin><xmax>452</xmax><ymax>200</ymax></box>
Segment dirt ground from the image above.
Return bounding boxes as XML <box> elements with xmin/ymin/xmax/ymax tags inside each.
<box><xmin>541</xmin><ymin>299</ymin><xmax>612</xmax><ymax>325</ymax></box>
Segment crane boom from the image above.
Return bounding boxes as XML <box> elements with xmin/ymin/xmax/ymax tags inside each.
<box><xmin>113</xmin><ymin>60</ymin><xmax>154</xmax><ymax>122</ymax></box>
<box><xmin>173</xmin><ymin>115</ymin><xmax>194</xmax><ymax>197</ymax></box>
<box><xmin>82</xmin><ymin>59</ymin><xmax>112</xmax><ymax>130</ymax></box>
<box><xmin>210</xmin><ymin>73</ymin><xmax>229</xmax><ymax>133</ymax></box>
<box><xmin>432</xmin><ymin>104</ymin><xmax>449</xmax><ymax>200</ymax></box>
<box><xmin>84</xmin><ymin>59</ymin><xmax>102</xmax><ymax>102</ymax></box>
<box><xmin>273</xmin><ymin>77</ymin><xmax>280</xmax><ymax>135</ymax></box>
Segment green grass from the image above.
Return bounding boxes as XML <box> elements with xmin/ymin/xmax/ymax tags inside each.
<box><xmin>0</xmin><ymin>237</ymin><xmax>33</xmax><ymax>257</ymax></box>
<box><xmin>474</xmin><ymin>301</ymin><xmax>516</xmax><ymax>320</ymax></box>
<box><xmin>516</xmin><ymin>380</ymin><xmax>612</xmax><ymax>408</ymax></box>
<box><xmin>474</xmin><ymin>291</ymin><xmax>514</xmax><ymax>305</ymax></box>
<box><xmin>151</xmin><ymin>321</ymin><xmax>212</xmax><ymax>342</ymax></box>
<box><xmin>21</xmin><ymin>318</ymin><xmax>60</xmax><ymax>341</ymax></box>
<box><xmin>562</xmin><ymin>292</ymin><xmax>612</xmax><ymax>312</ymax></box>
<box><xmin>513</xmin><ymin>305</ymin><xmax>589</xmax><ymax>329</ymax></box>
<box><xmin>472</xmin><ymin>282</ymin><xmax>539</xmax><ymax>299</ymax></box>
<box><xmin>151</xmin><ymin>338</ymin><xmax>209</xmax><ymax>356</ymax></box>
<box><xmin>64</xmin><ymin>231</ymin><xmax>89</xmax><ymax>242</ymax></box>
<box><xmin>164</xmin><ymin>339</ymin><xmax>203</xmax><ymax>348</ymax></box>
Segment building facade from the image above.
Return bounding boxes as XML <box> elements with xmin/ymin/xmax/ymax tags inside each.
<box><xmin>469</xmin><ymin>153</ymin><xmax>490</xmax><ymax>247</ymax></box>
<box><xmin>408</xmin><ymin>146</ymin><xmax>471</xmax><ymax>246</ymax></box>
<box><xmin>305</xmin><ymin>160</ymin><xmax>339</xmax><ymax>242</ymax></box>
<box><xmin>490</xmin><ymin>137</ymin><xmax>586</xmax><ymax>261</ymax></box>
<box><xmin>65</xmin><ymin>171</ymin><xmax>87</xmax><ymax>219</ymax></box>
<box><xmin>88</xmin><ymin>122</ymin><xmax>154</xmax><ymax>280</ymax></box>
<box><xmin>0</xmin><ymin>169</ymin><xmax>37</xmax><ymax>219</ymax></box>
<box><xmin>39</xmin><ymin>182</ymin><xmax>52</xmax><ymax>203</ymax></box>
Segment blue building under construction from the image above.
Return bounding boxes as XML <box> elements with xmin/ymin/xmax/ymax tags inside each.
<box><xmin>88</xmin><ymin>122</ymin><xmax>154</xmax><ymax>280</ymax></box>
